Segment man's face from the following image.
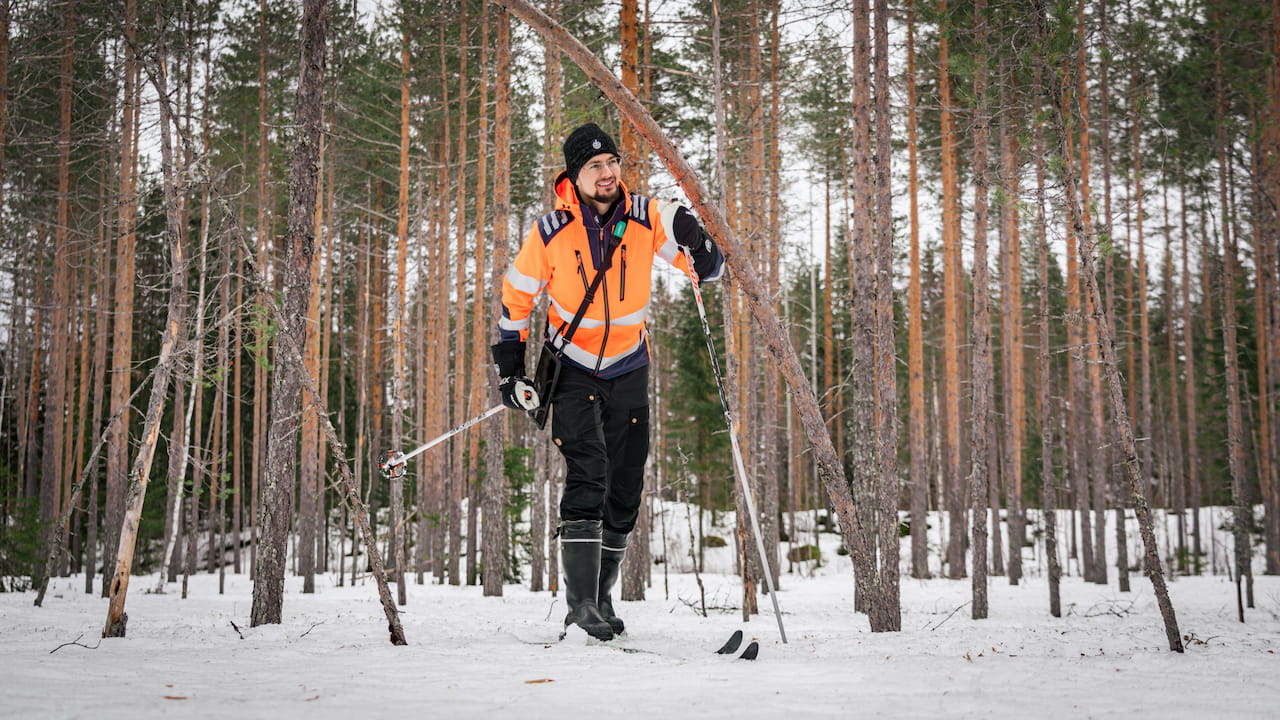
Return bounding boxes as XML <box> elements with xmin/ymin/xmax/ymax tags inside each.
<box><xmin>575</xmin><ymin>152</ymin><xmax>622</xmax><ymax>207</ymax></box>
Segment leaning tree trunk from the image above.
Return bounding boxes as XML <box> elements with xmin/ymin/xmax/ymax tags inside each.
<box><xmin>251</xmin><ymin>0</ymin><xmax>328</xmax><ymax>627</ymax></box>
<box><xmin>1032</xmin><ymin>0</ymin><xmax>1183</xmax><ymax>652</ymax></box>
<box><xmin>492</xmin><ymin>0</ymin><xmax>899</xmax><ymax>630</ymax></box>
<box><xmin>104</xmin><ymin>7</ymin><xmax>190</xmax><ymax>636</ymax></box>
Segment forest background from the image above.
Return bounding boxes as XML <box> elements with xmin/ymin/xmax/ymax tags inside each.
<box><xmin>0</xmin><ymin>0</ymin><xmax>1278</xmax><ymax>647</ymax></box>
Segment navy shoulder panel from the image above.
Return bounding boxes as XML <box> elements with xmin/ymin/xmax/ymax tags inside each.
<box><xmin>627</xmin><ymin>194</ymin><xmax>653</xmax><ymax>230</ymax></box>
<box><xmin>537</xmin><ymin>209</ymin><xmax>573</xmax><ymax>246</ymax></box>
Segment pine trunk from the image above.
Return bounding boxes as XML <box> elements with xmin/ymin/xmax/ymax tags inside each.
<box><xmin>105</xmin><ymin>0</ymin><xmax>141</xmax><ymax>598</ymax></box>
<box><xmin>251</xmin><ymin>0</ymin><xmax>327</xmax><ymax>627</ymax></box>
<box><xmin>1035</xmin><ymin>106</ymin><xmax>1061</xmax><ymax>618</ymax></box>
<box><xmin>849</xmin><ymin>0</ymin><xmax>877</xmax><ymax>618</ymax></box>
<box><xmin>1077</xmin><ymin>8</ymin><xmax>1108</xmax><ymax>587</ymax></box>
<box><xmin>38</xmin><ymin>10</ymin><xmax>75</xmax><ymax>589</ymax></box>
<box><xmin>449</xmin><ymin>1</ymin><xmax>470</xmax><ymax>587</ymax></box>
<box><xmin>619</xmin><ymin>0</ymin><xmax>640</xmax><ymax>190</ymax></box>
<box><xmin>1216</xmin><ymin>8</ymin><xmax>1250</xmax><ymax>620</ymax></box>
<box><xmin>481</xmin><ymin>3</ymin><xmax>513</xmax><ymax>598</ymax></box>
<box><xmin>1264</xmin><ymin>0</ymin><xmax>1280</xmax><ymax>575</ymax></box>
<box><xmin>872</xmin><ymin>0</ymin><xmax>899</xmax><ymax>621</ymax></box>
<box><xmin>906</xmin><ymin>0</ymin><xmax>929</xmax><ymax>580</ymax></box>
<box><xmin>939</xmin><ymin>0</ymin><xmax>965</xmax><ymax>581</ymax></box>
<box><xmin>968</xmin><ymin>0</ymin><xmax>991</xmax><ymax>619</ymax></box>
<box><xmin>999</xmin><ymin>60</ymin><xmax>1025</xmax><ymax>586</ymax></box>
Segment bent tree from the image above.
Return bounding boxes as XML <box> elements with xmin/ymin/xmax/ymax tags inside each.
<box><xmin>1031</xmin><ymin>0</ymin><xmax>1182</xmax><ymax>653</ymax></box>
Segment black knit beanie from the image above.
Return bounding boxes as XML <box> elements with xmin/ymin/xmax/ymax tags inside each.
<box><xmin>563</xmin><ymin>123</ymin><xmax>619</xmax><ymax>181</ymax></box>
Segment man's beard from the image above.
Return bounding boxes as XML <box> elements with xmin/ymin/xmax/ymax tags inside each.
<box><xmin>579</xmin><ymin>182</ymin><xmax>620</xmax><ymax>208</ymax></box>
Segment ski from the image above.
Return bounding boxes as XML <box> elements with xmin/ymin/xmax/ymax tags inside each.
<box><xmin>715</xmin><ymin>630</ymin><xmax>743</xmax><ymax>655</ymax></box>
<box><xmin>714</xmin><ymin>630</ymin><xmax>760</xmax><ymax>660</ymax></box>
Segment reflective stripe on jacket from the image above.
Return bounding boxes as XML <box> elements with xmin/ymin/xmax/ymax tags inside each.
<box><xmin>498</xmin><ymin>173</ymin><xmax>723</xmax><ymax>379</ymax></box>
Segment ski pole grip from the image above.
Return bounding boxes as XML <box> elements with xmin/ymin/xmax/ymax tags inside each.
<box><xmin>379</xmin><ymin>450</ymin><xmax>407</xmax><ymax>479</ymax></box>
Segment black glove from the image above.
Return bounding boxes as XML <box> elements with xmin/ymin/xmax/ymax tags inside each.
<box><xmin>491</xmin><ymin>340</ymin><xmax>526</xmax><ymax>378</ymax></box>
<box><xmin>500</xmin><ymin>376</ymin><xmax>540</xmax><ymax>411</ymax></box>
<box><xmin>671</xmin><ymin>205</ymin><xmax>704</xmax><ymax>250</ymax></box>
<box><xmin>671</xmin><ymin>206</ymin><xmax>722</xmax><ymax>279</ymax></box>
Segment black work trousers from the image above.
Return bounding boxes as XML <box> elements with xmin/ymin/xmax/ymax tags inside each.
<box><xmin>551</xmin><ymin>364</ymin><xmax>649</xmax><ymax>535</ymax></box>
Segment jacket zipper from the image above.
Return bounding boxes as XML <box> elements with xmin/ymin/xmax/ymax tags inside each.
<box><xmin>574</xmin><ymin>250</ymin><xmax>590</xmax><ymax>292</ymax></box>
<box><xmin>619</xmin><ymin>246</ymin><xmax>627</xmax><ymax>302</ymax></box>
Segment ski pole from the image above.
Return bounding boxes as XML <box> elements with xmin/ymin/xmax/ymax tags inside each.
<box><xmin>379</xmin><ymin>403</ymin><xmax>505</xmax><ymax>478</ymax></box>
<box><xmin>681</xmin><ymin>247</ymin><xmax>788</xmax><ymax>644</ymax></box>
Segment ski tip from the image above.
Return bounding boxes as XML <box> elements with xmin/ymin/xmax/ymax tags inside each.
<box><xmin>738</xmin><ymin>641</ymin><xmax>759</xmax><ymax>661</ymax></box>
<box><xmin>715</xmin><ymin>629</ymin><xmax>744</xmax><ymax>655</ymax></box>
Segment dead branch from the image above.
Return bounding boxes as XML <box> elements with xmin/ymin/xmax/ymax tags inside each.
<box><xmin>49</xmin><ymin>634</ymin><xmax>102</xmax><ymax>654</ymax></box>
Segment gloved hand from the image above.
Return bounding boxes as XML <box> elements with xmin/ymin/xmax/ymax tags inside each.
<box><xmin>671</xmin><ymin>205</ymin><xmax>709</xmax><ymax>251</ymax></box>
<box><xmin>491</xmin><ymin>340</ymin><xmax>526</xmax><ymax>378</ymax></box>
<box><xmin>500</xmin><ymin>376</ymin><xmax>540</xmax><ymax>411</ymax></box>
<box><xmin>659</xmin><ymin>200</ymin><xmax>724</xmax><ymax>281</ymax></box>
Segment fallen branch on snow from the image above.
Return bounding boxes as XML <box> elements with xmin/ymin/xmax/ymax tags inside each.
<box><xmin>49</xmin><ymin>633</ymin><xmax>102</xmax><ymax>654</ymax></box>
<box><xmin>925</xmin><ymin>602</ymin><xmax>971</xmax><ymax>632</ymax></box>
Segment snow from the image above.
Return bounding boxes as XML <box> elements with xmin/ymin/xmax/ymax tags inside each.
<box><xmin>4</xmin><ymin>513</ymin><xmax>1279</xmax><ymax>720</ymax></box>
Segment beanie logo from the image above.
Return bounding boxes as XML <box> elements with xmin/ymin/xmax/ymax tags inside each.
<box><xmin>592</xmin><ymin>139</ymin><xmax>602</xmax><ymax>150</ymax></box>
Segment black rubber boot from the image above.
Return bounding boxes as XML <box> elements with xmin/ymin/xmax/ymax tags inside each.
<box><xmin>598</xmin><ymin>530</ymin><xmax>627</xmax><ymax>635</ymax></box>
<box><xmin>559</xmin><ymin>520</ymin><xmax>615</xmax><ymax>641</ymax></box>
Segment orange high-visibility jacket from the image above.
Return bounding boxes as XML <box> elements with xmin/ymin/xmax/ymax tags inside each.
<box><xmin>498</xmin><ymin>173</ymin><xmax>724</xmax><ymax>379</ymax></box>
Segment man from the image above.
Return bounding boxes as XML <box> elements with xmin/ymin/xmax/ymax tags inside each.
<box><xmin>491</xmin><ymin>122</ymin><xmax>724</xmax><ymax>640</ymax></box>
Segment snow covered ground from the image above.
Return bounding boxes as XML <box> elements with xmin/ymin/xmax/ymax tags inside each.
<box><xmin>3</xmin><ymin>513</ymin><xmax>1279</xmax><ymax>719</ymax></box>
